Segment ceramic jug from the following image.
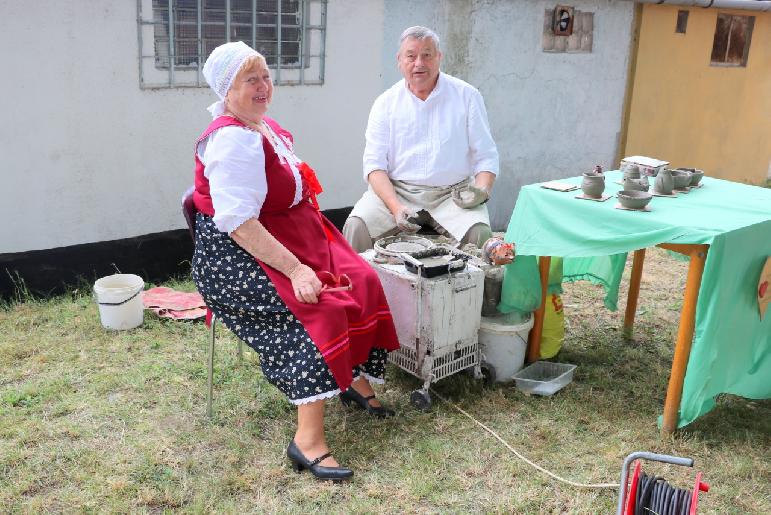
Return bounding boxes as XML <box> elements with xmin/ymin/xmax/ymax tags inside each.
<box><xmin>581</xmin><ymin>172</ymin><xmax>605</xmax><ymax>198</ymax></box>
<box><xmin>654</xmin><ymin>168</ymin><xmax>674</xmax><ymax>195</ymax></box>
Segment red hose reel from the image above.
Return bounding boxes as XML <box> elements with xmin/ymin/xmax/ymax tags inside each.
<box><xmin>617</xmin><ymin>452</ymin><xmax>709</xmax><ymax>515</ymax></box>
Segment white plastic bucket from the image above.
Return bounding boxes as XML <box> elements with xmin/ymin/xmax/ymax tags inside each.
<box><xmin>93</xmin><ymin>274</ymin><xmax>145</xmax><ymax>330</ymax></box>
<box><xmin>478</xmin><ymin>312</ymin><xmax>534</xmax><ymax>383</ymax></box>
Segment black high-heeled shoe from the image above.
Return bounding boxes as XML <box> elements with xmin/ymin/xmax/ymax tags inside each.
<box><xmin>339</xmin><ymin>387</ymin><xmax>395</xmax><ymax>418</ymax></box>
<box><xmin>286</xmin><ymin>440</ymin><xmax>353</xmax><ymax>482</ymax></box>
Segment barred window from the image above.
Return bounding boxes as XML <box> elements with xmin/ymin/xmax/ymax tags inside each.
<box><xmin>137</xmin><ymin>0</ymin><xmax>327</xmax><ymax>88</ymax></box>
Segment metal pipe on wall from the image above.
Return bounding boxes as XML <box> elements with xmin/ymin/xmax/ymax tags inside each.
<box><xmin>634</xmin><ymin>0</ymin><xmax>771</xmax><ymax>12</ymax></box>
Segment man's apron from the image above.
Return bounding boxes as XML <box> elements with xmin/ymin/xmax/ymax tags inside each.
<box><xmin>349</xmin><ymin>178</ymin><xmax>490</xmax><ymax>242</ymax></box>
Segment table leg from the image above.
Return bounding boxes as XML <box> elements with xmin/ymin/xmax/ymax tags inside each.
<box><xmin>526</xmin><ymin>256</ymin><xmax>551</xmax><ymax>363</ymax></box>
<box><xmin>661</xmin><ymin>246</ymin><xmax>708</xmax><ymax>435</ymax></box>
<box><xmin>624</xmin><ymin>249</ymin><xmax>646</xmax><ymax>339</ymax></box>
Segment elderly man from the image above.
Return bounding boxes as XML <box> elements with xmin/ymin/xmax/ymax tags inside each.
<box><xmin>343</xmin><ymin>26</ymin><xmax>499</xmax><ymax>252</ymax></box>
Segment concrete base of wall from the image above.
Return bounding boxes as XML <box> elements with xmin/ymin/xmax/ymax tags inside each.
<box><xmin>0</xmin><ymin>207</ymin><xmax>354</xmax><ymax>301</ymax></box>
<box><xmin>0</xmin><ymin>230</ymin><xmax>194</xmax><ymax>300</ymax></box>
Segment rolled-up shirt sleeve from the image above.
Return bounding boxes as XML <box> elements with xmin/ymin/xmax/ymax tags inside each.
<box><xmin>362</xmin><ymin>95</ymin><xmax>391</xmax><ymax>180</ymax></box>
<box><xmin>467</xmin><ymin>90</ymin><xmax>500</xmax><ymax>176</ymax></box>
<box><xmin>198</xmin><ymin>126</ymin><xmax>267</xmax><ymax>234</ymax></box>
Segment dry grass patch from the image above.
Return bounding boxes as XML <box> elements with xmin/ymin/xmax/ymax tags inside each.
<box><xmin>1</xmin><ymin>250</ymin><xmax>769</xmax><ymax>513</ymax></box>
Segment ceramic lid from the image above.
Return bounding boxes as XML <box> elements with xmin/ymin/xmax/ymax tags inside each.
<box><xmin>621</xmin><ymin>156</ymin><xmax>670</xmax><ymax>168</ymax></box>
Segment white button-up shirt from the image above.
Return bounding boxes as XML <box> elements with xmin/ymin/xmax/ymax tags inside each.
<box><xmin>363</xmin><ymin>72</ymin><xmax>499</xmax><ymax>187</ymax></box>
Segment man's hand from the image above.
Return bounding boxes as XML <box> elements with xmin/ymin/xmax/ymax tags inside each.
<box><xmin>452</xmin><ymin>184</ymin><xmax>490</xmax><ymax>209</ymax></box>
<box><xmin>394</xmin><ymin>206</ymin><xmax>421</xmax><ymax>233</ymax></box>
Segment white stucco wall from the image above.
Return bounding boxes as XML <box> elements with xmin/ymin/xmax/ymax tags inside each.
<box><xmin>382</xmin><ymin>0</ymin><xmax>635</xmax><ymax>230</ymax></box>
<box><xmin>488</xmin><ymin>1</ymin><xmax>632</xmax><ymax>229</ymax></box>
<box><xmin>0</xmin><ymin>0</ymin><xmax>386</xmax><ymax>253</ymax></box>
<box><xmin>1</xmin><ymin>0</ymin><xmax>634</xmax><ymax>252</ymax></box>
<box><xmin>436</xmin><ymin>0</ymin><xmax>635</xmax><ymax>229</ymax></box>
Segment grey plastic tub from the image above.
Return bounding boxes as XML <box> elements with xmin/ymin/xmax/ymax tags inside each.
<box><xmin>512</xmin><ymin>361</ymin><xmax>577</xmax><ymax>396</ymax></box>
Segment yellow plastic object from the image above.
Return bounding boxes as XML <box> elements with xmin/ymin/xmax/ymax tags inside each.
<box><xmin>758</xmin><ymin>256</ymin><xmax>771</xmax><ymax>320</ymax></box>
<box><xmin>540</xmin><ymin>293</ymin><xmax>564</xmax><ymax>359</ymax></box>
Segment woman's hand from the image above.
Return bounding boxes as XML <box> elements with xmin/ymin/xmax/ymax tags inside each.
<box><xmin>288</xmin><ymin>264</ymin><xmax>323</xmax><ymax>304</ymax></box>
<box><xmin>231</xmin><ymin>219</ymin><xmax>323</xmax><ymax>304</ymax></box>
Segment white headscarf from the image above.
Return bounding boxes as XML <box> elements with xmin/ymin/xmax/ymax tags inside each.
<box><xmin>202</xmin><ymin>41</ymin><xmax>260</xmax><ymax>118</ymax></box>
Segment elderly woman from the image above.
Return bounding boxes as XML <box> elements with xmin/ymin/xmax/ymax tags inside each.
<box><xmin>191</xmin><ymin>42</ymin><xmax>400</xmax><ymax>482</ymax></box>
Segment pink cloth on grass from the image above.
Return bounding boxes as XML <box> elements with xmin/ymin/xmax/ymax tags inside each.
<box><xmin>143</xmin><ymin>287</ymin><xmax>207</xmax><ymax>320</ymax></box>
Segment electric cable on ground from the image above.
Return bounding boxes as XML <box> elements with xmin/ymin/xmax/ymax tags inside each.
<box><xmin>430</xmin><ymin>388</ymin><xmax>620</xmax><ymax>489</ymax></box>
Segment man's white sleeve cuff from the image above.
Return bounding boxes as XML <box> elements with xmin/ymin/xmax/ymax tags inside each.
<box><xmin>475</xmin><ymin>165</ymin><xmax>499</xmax><ymax>176</ymax></box>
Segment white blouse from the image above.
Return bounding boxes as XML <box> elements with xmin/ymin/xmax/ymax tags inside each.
<box><xmin>197</xmin><ymin>124</ymin><xmax>303</xmax><ymax>234</ymax></box>
<box><xmin>362</xmin><ymin>72</ymin><xmax>500</xmax><ymax>187</ymax></box>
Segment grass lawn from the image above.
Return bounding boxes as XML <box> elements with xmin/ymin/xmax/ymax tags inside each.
<box><xmin>1</xmin><ymin>247</ymin><xmax>769</xmax><ymax>513</ymax></box>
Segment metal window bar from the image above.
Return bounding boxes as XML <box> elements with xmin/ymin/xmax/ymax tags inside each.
<box><xmin>299</xmin><ymin>0</ymin><xmax>304</xmax><ymax>85</ymax></box>
<box><xmin>168</xmin><ymin>0</ymin><xmax>175</xmax><ymax>85</ymax></box>
<box><xmin>138</xmin><ymin>0</ymin><xmax>325</xmax><ymax>88</ymax></box>
<box><xmin>276</xmin><ymin>0</ymin><xmax>282</xmax><ymax>84</ymax></box>
<box><xmin>225</xmin><ymin>0</ymin><xmax>231</xmax><ymax>43</ymax></box>
<box><xmin>251</xmin><ymin>0</ymin><xmax>256</xmax><ymax>49</ymax></box>
<box><xmin>136</xmin><ymin>0</ymin><xmax>144</xmax><ymax>88</ymax></box>
<box><xmin>197</xmin><ymin>0</ymin><xmax>202</xmax><ymax>85</ymax></box>
<box><xmin>319</xmin><ymin>0</ymin><xmax>326</xmax><ymax>84</ymax></box>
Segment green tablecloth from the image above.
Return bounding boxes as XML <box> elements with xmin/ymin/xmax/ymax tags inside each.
<box><xmin>502</xmin><ymin>171</ymin><xmax>771</xmax><ymax>428</ymax></box>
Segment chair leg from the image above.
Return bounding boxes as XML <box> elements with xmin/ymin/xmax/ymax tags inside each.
<box><xmin>206</xmin><ymin>316</ymin><xmax>216</xmax><ymax>419</ymax></box>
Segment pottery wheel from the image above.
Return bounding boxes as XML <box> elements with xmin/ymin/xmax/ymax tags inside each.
<box><xmin>373</xmin><ymin>235</ymin><xmax>435</xmax><ymax>259</ymax></box>
<box><xmin>384</xmin><ymin>241</ymin><xmax>428</xmax><ymax>253</ymax></box>
<box><xmin>418</xmin><ymin>256</ymin><xmax>454</xmax><ymax>266</ymax></box>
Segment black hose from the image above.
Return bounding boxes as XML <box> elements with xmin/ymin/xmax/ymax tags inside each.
<box><xmin>633</xmin><ymin>471</ymin><xmax>693</xmax><ymax>515</ymax></box>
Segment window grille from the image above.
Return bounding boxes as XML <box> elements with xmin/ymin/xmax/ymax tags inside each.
<box><xmin>137</xmin><ymin>0</ymin><xmax>327</xmax><ymax>88</ymax></box>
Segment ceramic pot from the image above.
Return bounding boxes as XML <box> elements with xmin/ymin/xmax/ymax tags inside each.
<box><xmin>481</xmin><ymin>267</ymin><xmax>504</xmax><ymax>317</ymax></box>
<box><xmin>689</xmin><ymin>169</ymin><xmax>704</xmax><ymax>186</ymax></box>
<box><xmin>653</xmin><ymin>168</ymin><xmax>674</xmax><ymax>195</ymax></box>
<box><xmin>581</xmin><ymin>173</ymin><xmax>605</xmax><ymax>198</ymax></box>
<box><xmin>617</xmin><ymin>190</ymin><xmax>653</xmax><ymax>210</ymax></box>
<box><xmin>671</xmin><ymin>170</ymin><xmax>692</xmax><ymax>190</ymax></box>
<box><xmin>622</xmin><ymin>164</ymin><xmax>641</xmax><ymax>180</ymax></box>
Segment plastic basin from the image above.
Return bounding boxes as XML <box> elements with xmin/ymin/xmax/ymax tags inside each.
<box><xmin>512</xmin><ymin>361</ymin><xmax>577</xmax><ymax>396</ymax></box>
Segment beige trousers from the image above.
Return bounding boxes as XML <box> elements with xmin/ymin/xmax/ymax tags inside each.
<box><xmin>343</xmin><ymin>179</ymin><xmax>491</xmax><ymax>252</ymax></box>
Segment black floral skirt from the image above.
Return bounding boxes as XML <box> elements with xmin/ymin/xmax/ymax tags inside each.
<box><xmin>191</xmin><ymin>213</ymin><xmax>387</xmax><ymax>404</ymax></box>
